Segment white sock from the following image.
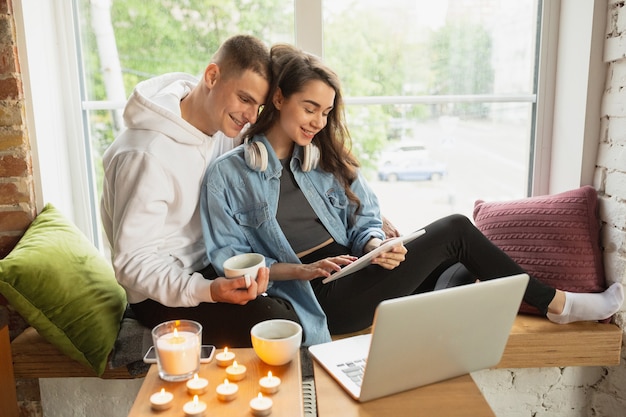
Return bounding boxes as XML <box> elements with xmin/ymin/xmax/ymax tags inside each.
<box><xmin>547</xmin><ymin>283</ymin><xmax>624</xmax><ymax>324</ymax></box>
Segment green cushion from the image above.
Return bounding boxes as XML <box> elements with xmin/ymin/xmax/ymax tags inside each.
<box><xmin>0</xmin><ymin>203</ymin><xmax>126</xmax><ymax>375</ymax></box>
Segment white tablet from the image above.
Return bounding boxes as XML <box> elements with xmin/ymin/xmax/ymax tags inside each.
<box><xmin>322</xmin><ymin>229</ymin><xmax>426</xmax><ymax>284</ymax></box>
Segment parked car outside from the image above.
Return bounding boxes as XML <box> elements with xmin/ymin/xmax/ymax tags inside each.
<box><xmin>377</xmin><ymin>158</ymin><xmax>447</xmax><ymax>182</ymax></box>
<box><xmin>378</xmin><ymin>142</ymin><xmax>429</xmax><ymax>166</ymax></box>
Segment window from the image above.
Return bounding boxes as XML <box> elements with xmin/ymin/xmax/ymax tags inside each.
<box><xmin>15</xmin><ymin>0</ymin><xmax>604</xmax><ymax>245</ymax></box>
<box><xmin>321</xmin><ymin>0</ymin><xmax>540</xmax><ymax>231</ymax></box>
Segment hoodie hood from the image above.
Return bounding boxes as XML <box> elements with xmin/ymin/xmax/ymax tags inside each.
<box><xmin>123</xmin><ymin>72</ymin><xmax>206</xmax><ymax>145</ymax></box>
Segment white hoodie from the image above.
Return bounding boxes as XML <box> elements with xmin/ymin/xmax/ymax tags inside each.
<box><xmin>101</xmin><ymin>73</ymin><xmax>240</xmax><ymax>306</ymax></box>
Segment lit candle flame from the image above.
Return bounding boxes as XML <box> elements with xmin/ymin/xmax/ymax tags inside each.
<box><xmin>258</xmin><ymin>392</ymin><xmax>263</xmax><ymax>399</ymax></box>
<box><xmin>168</xmin><ymin>327</ymin><xmax>186</xmax><ymax>344</ymax></box>
<box><xmin>267</xmin><ymin>371</ymin><xmax>273</xmax><ymax>379</ymax></box>
<box><xmin>223</xmin><ymin>378</ymin><xmax>229</xmax><ymax>385</ymax></box>
<box><xmin>233</xmin><ymin>360</ymin><xmax>239</xmax><ymax>368</ymax></box>
<box><xmin>159</xmin><ymin>388</ymin><xmax>165</xmax><ymax>395</ymax></box>
<box><xmin>193</xmin><ymin>395</ymin><xmax>199</xmax><ymax>405</ymax></box>
<box><xmin>223</xmin><ymin>347</ymin><xmax>229</xmax><ymax>353</ymax></box>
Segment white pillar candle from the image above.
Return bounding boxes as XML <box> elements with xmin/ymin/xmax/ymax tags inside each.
<box><xmin>249</xmin><ymin>392</ymin><xmax>273</xmax><ymax>416</ymax></box>
<box><xmin>215</xmin><ymin>347</ymin><xmax>235</xmax><ymax>367</ymax></box>
<box><xmin>216</xmin><ymin>378</ymin><xmax>239</xmax><ymax>401</ymax></box>
<box><xmin>149</xmin><ymin>388</ymin><xmax>173</xmax><ymax>411</ymax></box>
<box><xmin>225</xmin><ymin>360</ymin><xmax>247</xmax><ymax>381</ymax></box>
<box><xmin>186</xmin><ymin>373</ymin><xmax>209</xmax><ymax>396</ymax></box>
<box><xmin>156</xmin><ymin>329</ymin><xmax>200</xmax><ymax>376</ymax></box>
<box><xmin>183</xmin><ymin>395</ymin><xmax>207</xmax><ymax>417</ymax></box>
<box><xmin>259</xmin><ymin>371</ymin><xmax>281</xmax><ymax>394</ymax></box>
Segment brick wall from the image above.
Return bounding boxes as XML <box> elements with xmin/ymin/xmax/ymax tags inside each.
<box><xmin>592</xmin><ymin>1</ymin><xmax>626</xmax><ymax>413</ymax></box>
<box><xmin>0</xmin><ymin>0</ymin><xmax>35</xmax><ymax>259</ymax></box>
<box><xmin>0</xmin><ymin>1</ymin><xmax>41</xmax><ymax>416</ymax></box>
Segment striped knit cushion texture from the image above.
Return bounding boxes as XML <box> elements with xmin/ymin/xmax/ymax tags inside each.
<box><xmin>473</xmin><ymin>186</ymin><xmax>606</xmax><ymax>315</ymax></box>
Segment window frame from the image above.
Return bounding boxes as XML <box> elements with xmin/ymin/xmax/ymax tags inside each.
<box><xmin>13</xmin><ymin>0</ymin><xmax>606</xmax><ymax>243</ymax></box>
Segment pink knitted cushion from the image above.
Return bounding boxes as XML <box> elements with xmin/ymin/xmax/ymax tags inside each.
<box><xmin>473</xmin><ymin>186</ymin><xmax>606</xmax><ymax>315</ymax></box>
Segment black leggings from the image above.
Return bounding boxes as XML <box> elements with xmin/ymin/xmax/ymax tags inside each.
<box><xmin>308</xmin><ymin>214</ymin><xmax>556</xmax><ymax>335</ymax></box>
<box><xmin>129</xmin><ymin>265</ymin><xmax>300</xmax><ymax>348</ymax></box>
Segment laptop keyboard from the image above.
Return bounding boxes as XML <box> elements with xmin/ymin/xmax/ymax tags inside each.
<box><xmin>337</xmin><ymin>358</ymin><xmax>367</xmax><ymax>386</ymax></box>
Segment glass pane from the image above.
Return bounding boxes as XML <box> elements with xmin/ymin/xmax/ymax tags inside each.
<box><xmin>324</xmin><ymin>0</ymin><xmax>539</xmax><ymax>232</ymax></box>
<box><xmin>347</xmin><ymin>103</ymin><xmax>532</xmax><ymax>232</ymax></box>
<box><xmin>77</xmin><ymin>0</ymin><xmax>294</xmax><ymax>101</ymax></box>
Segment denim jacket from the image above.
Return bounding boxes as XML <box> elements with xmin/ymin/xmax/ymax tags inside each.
<box><xmin>201</xmin><ymin>134</ymin><xmax>386</xmax><ymax>345</ymax></box>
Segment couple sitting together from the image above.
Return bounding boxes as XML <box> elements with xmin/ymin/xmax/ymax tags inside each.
<box><xmin>101</xmin><ymin>34</ymin><xmax>624</xmax><ymax>348</ymax></box>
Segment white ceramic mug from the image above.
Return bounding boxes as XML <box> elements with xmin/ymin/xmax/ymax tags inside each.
<box><xmin>250</xmin><ymin>319</ymin><xmax>302</xmax><ymax>366</ymax></box>
<box><xmin>223</xmin><ymin>253</ymin><xmax>265</xmax><ymax>287</ymax></box>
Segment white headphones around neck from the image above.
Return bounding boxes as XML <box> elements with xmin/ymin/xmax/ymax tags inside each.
<box><xmin>244</xmin><ymin>141</ymin><xmax>320</xmax><ymax>172</ymax></box>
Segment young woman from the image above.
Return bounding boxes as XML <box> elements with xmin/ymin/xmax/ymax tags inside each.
<box><xmin>200</xmin><ymin>44</ymin><xmax>623</xmax><ymax>345</ymax></box>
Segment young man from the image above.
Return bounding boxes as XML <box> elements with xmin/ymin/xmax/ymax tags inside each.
<box><xmin>100</xmin><ymin>35</ymin><xmax>301</xmax><ymax>347</ymax></box>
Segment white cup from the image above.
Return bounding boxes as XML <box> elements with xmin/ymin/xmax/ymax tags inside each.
<box><xmin>223</xmin><ymin>253</ymin><xmax>265</xmax><ymax>287</ymax></box>
<box><xmin>250</xmin><ymin>319</ymin><xmax>302</xmax><ymax>366</ymax></box>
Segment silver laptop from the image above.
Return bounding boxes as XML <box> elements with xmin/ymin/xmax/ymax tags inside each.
<box><xmin>308</xmin><ymin>273</ymin><xmax>529</xmax><ymax>402</ymax></box>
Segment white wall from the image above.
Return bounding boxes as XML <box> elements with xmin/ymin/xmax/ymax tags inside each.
<box><xmin>40</xmin><ymin>378</ymin><xmax>143</xmax><ymax>417</ymax></box>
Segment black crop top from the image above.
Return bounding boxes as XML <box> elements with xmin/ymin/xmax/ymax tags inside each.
<box><xmin>276</xmin><ymin>158</ymin><xmax>332</xmax><ymax>254</ymax></box>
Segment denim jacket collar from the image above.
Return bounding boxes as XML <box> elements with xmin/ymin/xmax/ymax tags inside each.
<box><xmin>251</xmin><ymin>134</ymin><xmax>307</xmax><ymax>180</ymax></box>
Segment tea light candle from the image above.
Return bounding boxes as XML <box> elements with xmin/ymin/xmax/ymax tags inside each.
<box><xmin>259</xmin><ymin>371</ymin><xmax>281</xmax><ymax>394</ymax></box>
<box><xmin>186</xmin><ymin>373</ymin><xmax>209</xmax><ymax>395</ymax></box>
<box><xmin>216</xmin><ymin>378</ymin><xmax>238</xmax><ymax>401</ymax></box>
<box><xmin>149</xmin><ymin>388</ymin><xmax>173</xmax><ymax>411</ymax></box>
<box><xmin>226</xmin><ymin>360</ymin><xmax>247</xmax><ymax>381</ymax></box>
<box><xmin>183</xmin><ymin>395</ymin><xmax>207</xmax><ymax>417</ymax></box>
<box><xmin>215</xmin><ymin>347</ymin><xmax>235</xmax><ymax>367</ymax></box>
<box><xmin>249</xmin><ymin>392</ymin><xmax>273</xmax><ymax>416</ymax></box>
<box><xmin>156</xmin><ymin>328</ymin><xmax>200</xmax><ymax>376</ymax></box>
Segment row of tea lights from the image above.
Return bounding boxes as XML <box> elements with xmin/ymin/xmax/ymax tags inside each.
<box><xmin>149</xmin><ymin>347</ymin><xmax>280</xmax><ymax>416</ymax></box>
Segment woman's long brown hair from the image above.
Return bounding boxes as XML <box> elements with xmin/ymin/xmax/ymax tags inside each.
<box><xmin>245</xmin><ymin>44</ymin><xmax>362</xmax><ymax>213</ymax></box>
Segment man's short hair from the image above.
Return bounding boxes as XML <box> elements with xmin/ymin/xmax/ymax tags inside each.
<box><xmin>212</xmin><ymin>35</ymin><xmax>270</xmax><ymax>82</ymax></box>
